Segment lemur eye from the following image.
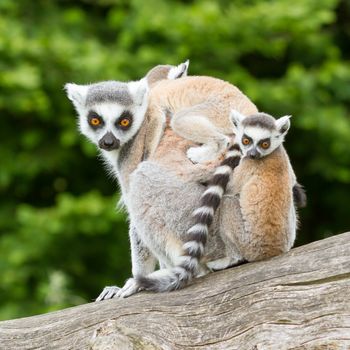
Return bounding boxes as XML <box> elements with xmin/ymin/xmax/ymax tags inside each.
<box><xmin>119</xmin><ymin>118</ymin><xmax>130</xmax><ymax>128</ymax></box>
<box><xmin>90</xmin><ymin>117</ymin><xmax>101</xmax><ymax>126</ymax></box>
<box><xmin>261</xmin><ymin>141</ymin><xmax>270</xmax><ymax>149</ymax></box>
<box><xmin>242</xmin><ymin>138</ymin><xmax>250</xmax><ymax>145</ymax></box>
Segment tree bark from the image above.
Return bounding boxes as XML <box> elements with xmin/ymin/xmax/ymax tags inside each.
<box><xmin>1</xmin><ymin>233</ymin><xmax>350</xmax><ymax>350</ymax></box>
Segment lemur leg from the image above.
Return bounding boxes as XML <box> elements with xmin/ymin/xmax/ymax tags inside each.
<box><xmin>226</xmin><ymin>182</ymin><xmax>293</xmax><ymax>262</ymax></box>
<box><xmin>135</xmin><ymin>232</ymin><xmax>210</xmax><ymax>291</ymax></box>
<box><xmin>96</xmin><ymin>225</ymin><xmax>157</xmax><ymax>300</ymax></box>
<box><xmin>170</xmin><ymin>103</ymin><xmax>231</xmax><ymax>163</ymax></box>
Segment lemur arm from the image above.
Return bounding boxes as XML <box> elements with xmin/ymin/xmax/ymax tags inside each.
<box><xmin>96</xmin><ymin>225</ymin><xmax>157</xmax><ymax>300</ymax></box>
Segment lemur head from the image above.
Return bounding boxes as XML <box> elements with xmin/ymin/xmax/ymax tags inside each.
<box><xmin>65</xmin><ymin>79</ymin><xmax>149</xmax><ymax>152</ymax></box>
<box><xmin>230</xmin><ymin>110</ymin><xmax>291</xmax><ymax>159</ymax></box>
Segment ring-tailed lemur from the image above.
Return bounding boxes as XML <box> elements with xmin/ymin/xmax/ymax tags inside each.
<box><xmin>65</xmin><ymin>64</ymin><xmax>301</xmax><ymax>299</ymax></box>
<box><xmin>209</xmin><ymin>110</ymin><xmax>303</xmax><ymax>270</ymax></box>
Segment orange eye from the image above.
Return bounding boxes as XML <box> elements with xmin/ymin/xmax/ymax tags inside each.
<box><xmin>119</xmin><ymin>118</ymin><xmax>130</xmax><ymax>127</ymax></box>
<box><xmin>90</xmin><ymin>117</ymin><xmax>101</xmax><ymax>126</ymax></box>
<box><xmin>261</xmin><ymin>141</ymin><xmax>270</xmax><ymax>149</ymax></box>
<box><xmin>242</xmin><ymin>138</ymin><xmax>250</xmax><ymax>145</ymax></box>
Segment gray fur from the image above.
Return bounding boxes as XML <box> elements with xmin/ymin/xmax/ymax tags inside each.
<box><xmin>85</xmin><ymin>81</ymin><xmax>133</xmax><ymax>107</ymax></box>
<box><xmin>137</xmin><ymin>143</ymin><xmax>242</xmax><ymax>291</ymax></box>
<box><xmin>127</xmin><ymin>161</ymin><xmax>226</xmax><ymax>261</ymax></box>
<box><xmin>242</xmin><ymin>113</ymin><xmax>276</xmax><ymax>131</ymax></box>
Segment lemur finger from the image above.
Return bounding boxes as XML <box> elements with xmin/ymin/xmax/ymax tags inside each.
<box><xmin>95</xmin><ymin>286</ymin><xmax>120</xmax><ymax>301</ymax></box>
<box><xmin>116</xmin><ymin>278</ymin><xmax>140</xmax><ymax>298</ymax></box>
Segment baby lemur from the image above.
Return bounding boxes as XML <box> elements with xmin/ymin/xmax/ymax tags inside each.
<box><xmin>203</xmin><ymin>111</ymin><xmax>304</xmax><ymax>271</ymax></box>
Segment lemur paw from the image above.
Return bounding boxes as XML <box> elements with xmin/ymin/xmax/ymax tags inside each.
<box><xmin>95</xmin><ymin>286</ymin><xmax>121</xmax><ymax>301</ymax></box>
<box><xmin>116</xmin><ymin>278</ymin><xmax>140</xmax><ymax>298</ymax></box>
<box><xmin>95</xmin><ymin>278</ymin><xmax>140</xmax><ymax>301</ymax></box>
<box><xmin>187</xmin><ymin>137</ymin><xmax>231</xmax><ymax>164</ymax></box>
<box><xmin>206</xmin><ymin>256</ymin><xmax>247</xmax><ymax>271</ymax></box>
<box><xmin>187</xmin><ymin>145</ymin><xmax>220</xmax><ymax>164</ymax></box>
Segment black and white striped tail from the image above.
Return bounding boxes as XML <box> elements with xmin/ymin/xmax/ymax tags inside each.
<box><xmin>136</xmin><ymin>144</ymin><xmax>242</xmax><ymax>292</ymax></box>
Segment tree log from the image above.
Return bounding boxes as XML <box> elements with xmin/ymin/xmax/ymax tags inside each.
<box><xmin>1</xmin><ymin>233</ymin><xmax>350</xmax><ymax>350</ymax></box>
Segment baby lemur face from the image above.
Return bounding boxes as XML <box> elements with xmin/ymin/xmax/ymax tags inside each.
<box><xmin>231</xmin><ymin>110</ymin><xmax>291</xmax><ymax>159</ymax></box>
<box><xmin>65</xmin><ymin>79</ymin><xmax>149</xmax><ymax>152</ymax></box>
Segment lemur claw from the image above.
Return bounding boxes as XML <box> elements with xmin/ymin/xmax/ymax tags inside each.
<box><xmin>95</xmin><ymin>286</ymin><xmax>121</xmax><ymax>301</ymax></box>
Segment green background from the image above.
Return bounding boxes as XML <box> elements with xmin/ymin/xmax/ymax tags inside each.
<box><xmin>0</xmin><ymin>0</ymin><xmax>349</xmax><ymax>320</ymax></box>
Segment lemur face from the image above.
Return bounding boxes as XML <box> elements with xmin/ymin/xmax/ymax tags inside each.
<box><xmin>65</xmin><ymin>79</ymin><xmax>149</xmax><ymax>152</ymax></box>
<box><xmin>231</xmin><ymin>110</ymin><xmax>291</xmax><ymax>159</ymax></box>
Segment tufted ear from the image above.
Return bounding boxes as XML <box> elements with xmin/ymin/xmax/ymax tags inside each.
<box><xmin>128</xmin><ymin>78</ymin><xmax>149</xmax><ymax>106</ymax></box>
<box><xmin>167</xmin><ymin>59</ymin><xmax>189</xmax><ymax>79</ymax></box>
<box><xmin>230</xmin><ymin>109</ymin><xmax>245</xmax><ymax>130</ymax></box>
<box><xmin>275</xmin><ymin>115</ymin><xmax>291</xmax><ymax>136</ymax></box>
<box><xmin>64</xmin><ymin>83</ymin><xmax>89</xmax><ymax>113</ymax></box>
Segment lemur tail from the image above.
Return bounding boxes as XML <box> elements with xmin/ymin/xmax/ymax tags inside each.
<box><xmin>293</xmin><ymin>182</ymin><xmax>307</xmax><ymax>208</ymax></box>
<box><xmin>136</xmin><ymin>143</ymin><xmax>242</xmax><ymax>292</ymax></box>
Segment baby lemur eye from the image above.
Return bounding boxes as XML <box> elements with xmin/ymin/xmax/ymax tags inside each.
<box><xmin>242</xmin><ymin>137</ymin><xmax>250</xmax><ymax>145</ymax></box>
<box><xmin>260</xmin><ymin>140</ymin><xmax>271</xmax><ymax>149</ymax></box>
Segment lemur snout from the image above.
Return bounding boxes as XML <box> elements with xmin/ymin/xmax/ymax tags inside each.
<box><xmin>99</xmin><ymin>132</ymin><xmax>120</xmax><ymax>151</ymax></box>
<box><xmin>247</xmin><ymin>148</ymin><xmax>261</xmax><ymax>159</ymax></box>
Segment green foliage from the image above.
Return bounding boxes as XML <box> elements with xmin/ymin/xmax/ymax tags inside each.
<box><xmin>0</xmin><ymin>0</ymin><xmax>349</xmax><ymax>319</ymax></box>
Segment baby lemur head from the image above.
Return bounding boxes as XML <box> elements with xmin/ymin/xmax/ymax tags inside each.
<box><xmin>230</xmin><ymin>110</ymin><xmax>291</xmax><ymax>159</ymax></box>
<box><xmin>65</xmin><ymin>79</ymin><xmax>149</xmax><ymax>152</ymax></box>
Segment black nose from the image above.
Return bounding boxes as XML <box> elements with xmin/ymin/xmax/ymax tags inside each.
<box><xmin>98</xmin><ymin>132</ymin><xmax>120</xmax><ymax>151</ymax></box>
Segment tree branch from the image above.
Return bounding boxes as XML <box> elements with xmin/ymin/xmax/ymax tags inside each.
<box><xmin>1</xmin><ymin>232</ymin><xmax>350</xmax><ymax>349</ymax></box>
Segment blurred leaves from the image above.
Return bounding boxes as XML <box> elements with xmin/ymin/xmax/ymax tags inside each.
<box><xmin>0</xmin><ymin>0</ymin><xmax>349</xmax><ymax>319</ymax></box>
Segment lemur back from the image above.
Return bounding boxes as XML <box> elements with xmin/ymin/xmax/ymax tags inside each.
<box><xmin>143</xmin><ymin>75</ymin><xmax>258</xmax><ymax>163</ymax></box>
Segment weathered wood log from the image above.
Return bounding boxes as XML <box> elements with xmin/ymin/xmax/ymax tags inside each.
<box><xmin>1</xmin><ymin>232</ymin><xmax>350</xmax><ymax>350</ymax></box>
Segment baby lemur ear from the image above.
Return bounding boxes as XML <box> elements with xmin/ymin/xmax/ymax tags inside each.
<box><xmin>167</xmin><ymin>59</ymin><xmax>189</xmax><ymax>79</ymax></box>
<box><xmin>230</xmin><ymin>109</ymin><xmax>245</xmax><ymax>130</ymax></box>
<box><xmin>275</xmin><ymin>115</ymin><xmax>291</xmax><ymax>135</ymax></box>
<box><xmin>64</xmin><ymin>83</ymin><xmax>89</xmax><ymax>112</ymax></box>
<box><xmin>128</xmin><ymin>78</ymin><xmax>149</xmax><ymax>106</ymax></box>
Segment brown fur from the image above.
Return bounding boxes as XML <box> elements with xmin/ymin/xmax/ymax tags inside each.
<box><xmin>222</xmin><ymin>147</ymin><xmax>295</xmax><ymax>261</ymax></box>
<box><xmin>144</xmin><ymin>76</ymin><xmax>258</xmax><ymax>160</ymax></box>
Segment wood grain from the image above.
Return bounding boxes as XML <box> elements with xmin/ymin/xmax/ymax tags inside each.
<box><xmin>1</xmin><ymin>232</ymin><xmax>350</xmax><ymax>350</ymax></box>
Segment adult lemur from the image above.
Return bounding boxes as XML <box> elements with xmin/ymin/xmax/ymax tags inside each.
<box><xmin>65</xmin><ymin>62</ymin><xmax>303</xmax><ymax>299</ymax></box>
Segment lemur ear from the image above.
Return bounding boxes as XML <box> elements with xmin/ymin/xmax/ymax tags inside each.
<box><xmin>230</xmin><ymin>109</ymin><xmax>245</xmax><ymax>129</ymax></box>
<box><xmin>167</xmin><ymin>59</ymin><xmax>189</xmax><ymax>79</ymax></box>
<box><xmin>276</xmin><ymin>115</ymin><xmax>291</xmax><ymax>135</ymax></box>
<box><xmin>128</xmin><ymin>78</ymin><xmax>149</xmax><ymax>106</ymax></box>
<box><xmin>64</xmin><ymin>83</ymin><xmax>89</xmax><ymax>112</ymax></box>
